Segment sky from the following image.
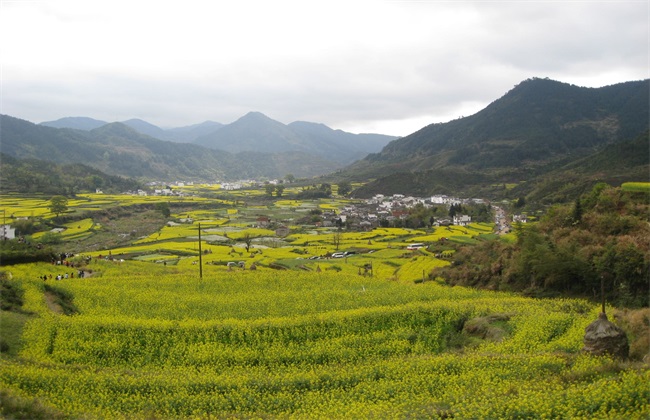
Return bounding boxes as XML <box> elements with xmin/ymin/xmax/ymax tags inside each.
<box><xmin>1</xmin><ymin>0</ymin><xmax>648</xmax><ymax>137</ymax></box>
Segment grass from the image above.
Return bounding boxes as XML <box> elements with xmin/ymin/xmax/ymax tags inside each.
<box><xmin>0</xmin><ymin>389</ymin><xmax>66</xmax><ymax>420</ymax></box>
<box><xmin>0</xmin><ymin>311</ymin><xmax>30</xmax><ymax>356</ymax></box>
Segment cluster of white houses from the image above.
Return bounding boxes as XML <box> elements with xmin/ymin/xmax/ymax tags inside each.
<box><xmin>119</xmin><ymin>180</ymin><xmax>267</xmax><ymax>196</ymax></box>
<box><xmin>358</xmin><ymin>194</ymin><xmax>487</xmax><ymax>227</ymax></box>
<box><xmin>257</xmin><ymin>194</ymin><xmax>484</xmax><ymax>231</ymax></box>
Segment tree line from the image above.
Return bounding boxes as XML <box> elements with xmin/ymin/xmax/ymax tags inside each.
<box><xmin>0</xmin><ymin>153</ymin><xmax>142</xmax><ymax>195</ymax></box>
<box><xmin>436</xmin><ymin>183</ymin><xmax>649</xmax><ymax>307</ymax></box>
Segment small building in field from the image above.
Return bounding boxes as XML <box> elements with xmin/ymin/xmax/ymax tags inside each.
<box><xmin>1</xmin><ymin>225</ymin><xmax>16</xmax><ymax>240</ymax></box>
<box><xmin>275</xmin><ymin>226</ymin><xmax>290</xmax><ymax>237</ymax></box>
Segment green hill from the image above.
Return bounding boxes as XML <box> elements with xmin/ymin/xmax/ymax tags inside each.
<box><xmin>513</xmin><ymin>130</ymin><xmax>650</xmax><ymax>203</ymax></box>
<box><xmin>345</xmin><ymin>78</ymin><xmax>649</xmax><ymax>201</ymax></box>
<box><xmin>194</xmin><ymin>112</ymin><xmax>396</xmax><ymax>165</ymax></box>
<box><xmin>0</xmin><ymin>153</ymin><xmax>142</xmax><ymax>195</ymax></box>
<box><xmin>0</xmin><ymin>116</ymin><xmax>339</xmax><ymax>180</ymax></box>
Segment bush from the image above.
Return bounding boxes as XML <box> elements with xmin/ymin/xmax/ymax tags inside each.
<box><xmin>40</xmin><ymin>232</ymin><xmax>63</xmax><ymax>245</ymax></box>
<box><xmin>0</xmin><ymin>241</ymin><xmax>55</xmax><ymax>265</ymax></box>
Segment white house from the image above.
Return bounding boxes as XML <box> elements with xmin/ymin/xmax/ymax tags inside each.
<box><xmin>431</xmin><ymin>195</ymin><xmax>461</xmax><ymax>206</ymax></box>
<box><xmin>221</xmin><ymin>183</ymin><xmax>242</xmax><ymax>190</ymax></box>
<box><xmin>513</xmin><ymin>214</ymin><xmax>528</xmax><ymax>223</ymax></box>
<box><xmin>453</xmin><ymin>215</ymin><xmax>472</xmax><ymax>226</ymax></box>
<box><xmin>1</xmin><ymin>225</ymin><xmax>16</xmax><ymax>240</ymax></box>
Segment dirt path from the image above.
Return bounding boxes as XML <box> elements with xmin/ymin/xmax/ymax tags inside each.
<box><xmin>44</xmin><ymin>291</ymin><xmax>64</xmax><ymax>314</ymax></box>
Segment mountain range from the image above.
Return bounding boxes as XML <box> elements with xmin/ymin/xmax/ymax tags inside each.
<box><xmin>341</xmin><ymin>78</ymin><xmax>649</xmax><ymax>200</ymax></box>
<box><xmin>2</xmin><ymin>113</ymin><xmax>397</xmax><ymax>180</ymax></box>
<box><xmin>39</xmin><ymin>113</ymin><xmax>397</xmax><ymax>166</ymax></box>
<box><xmin>3</xmin><ymin>77</ymin><xmax>648</xmax><ymax>202</ymax></box>
<box><xmin>41</xmin><ymin>117</ymin><xmax>225</xmax><ymax>143</ymax></box>
<box><xmin>1</xmin><ymin>116</ymin><xmax>347</xmax><ymax>180</ymax></box>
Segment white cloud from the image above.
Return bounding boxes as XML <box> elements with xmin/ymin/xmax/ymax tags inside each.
<box><xmin>1</xmin><ymin>0</ymin><xmax>648</xmax><ymax>136</ymax></box>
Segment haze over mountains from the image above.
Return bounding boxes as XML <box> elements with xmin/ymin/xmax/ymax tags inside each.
<box><xmin>3</xmin><ymin>77</ymin><xmax>648</xmax><ymax>202</ymax></box>
<box><xmin>41</xmin><ymin>117</ymin><xmax>225</xmax><ymax>144</ymax></box>
<box><xmin>3</xmin><ymin>115</ymin><xmax>364</xmax><ymax>180</ymax></box>
<box><xmin>39</xmin><ymin>112</ymin><xmax>396</xmax><ymax>165</ymax></box>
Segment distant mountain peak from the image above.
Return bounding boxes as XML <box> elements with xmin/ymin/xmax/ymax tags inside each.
<box><xmin>91</xmin><ymin>121</ymin><xmax>142</xmax><ymax>137</ymax></box>
<box><xmin>243</xmin><ymin>111</ymin><xmax>267</xmax><ymax>117</ymax></box>
<box><xmin>121</xmin><ymin>118</ymin><xmax>154</xmax><ymax>125</ymax></box>
<box><xmin>236</xmin><ymin>111</ymin><xmax>275</xmax><ymax>122</ymax></box>
<box><xmin>40</xmin><ymin>116</ymin><xmax>107</xmax><ymax>130</ymax></box>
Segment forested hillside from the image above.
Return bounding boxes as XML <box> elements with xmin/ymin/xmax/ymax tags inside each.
<box><xmin>0</xmin><ymin>116</ymin><xmax>340</xmax><ymax>179</ymax></box>
<box><xmin>0</xmin><ymin>153</ymin><xmax>141</xmax><ymax>195</ymax></box>
<box><xmin>371</xmin><ymin>78</ymin><xmax>648</xmax><ymax>169</ymax></box>
<box><xmin>193</xmin><ymin>112</ymin><xmax>396</xmax><ymax>165</ymax></box>
<box><xmin>436</xmin><ymin>184</ymin><xmax>650</xmax><ymax>307</ymax></box>
<box><xmin>350</xmin><ymin>130</ymin><xmax>650</xmax><ymax>203</ymax></box>
<box><xmin>344</xmin><ymin>78</ymin><xmax>649</xmax><ymax>201</ymax></box>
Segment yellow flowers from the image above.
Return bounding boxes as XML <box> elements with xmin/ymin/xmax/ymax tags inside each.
<box><xmin>2</xmin><ymin>263</ymin><xmax>648</xmax><ymax>418</ymax></box>
<box><xmin>3</xmin><ymin>189</ymin><xmax>648</xmax><ymax>418</ymax></box>
<box><xmin>621</xmin><ymin>182</ymin><xmax>650</xmax><ymax>193</ymax></box>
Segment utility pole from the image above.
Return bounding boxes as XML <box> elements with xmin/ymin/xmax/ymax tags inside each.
<box><xmin>198</xmin><ymin>223</ymin><xmax>203</xmax><ymax>280</ymax></box>
<box><xmin>601</xmin><ymin>274</ymin><xmax>606</xmax><ymax>315</ymax></box>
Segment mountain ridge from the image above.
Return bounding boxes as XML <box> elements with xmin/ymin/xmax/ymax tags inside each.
<box><xmin>193</xmin><ymin>112</ymin><xmax>397</xmax><ymax>164</ymax></box>
<box><xmin>38</xmin><ymin>112</ymin><xmax>397</xmax><ymax>163</ymax></box>
<box><xmin>1</xmin><ymin>116</ymin><xmax>340</xmax><ymax>180</ymax></box>
<box><xmin>341</xmin><ymin>78</ymin><xmax>649</xmax><ymax>199</ymax></box>
<box><xmin>8</xmin><ymin>77</ymin><xmax>649</xmax><ymax>202</ymax></box>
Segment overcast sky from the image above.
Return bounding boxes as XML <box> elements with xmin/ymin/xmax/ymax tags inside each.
<box><xmin>1</xmin><ymin>0</ymin><xmax>648</xmax><ymax>136</ymax></box>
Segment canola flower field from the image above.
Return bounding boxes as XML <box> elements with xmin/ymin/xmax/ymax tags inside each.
<box><xmin>1</xmin><ymin>192</ymin><xmax>649</xmax><ymax>418</ymax></box>
<box><xmin>2</xmin><ymin>260</ymin><xmax>649</xmax><ymax>419</ymax></box>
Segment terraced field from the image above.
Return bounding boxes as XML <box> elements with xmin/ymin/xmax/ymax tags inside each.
<box><xmin>1</xmin><ymin>192</ymin><xmax>648</xmax><ymax>418</ymax></box>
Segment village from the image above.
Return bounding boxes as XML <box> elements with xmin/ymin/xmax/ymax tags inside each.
<box><xmin>251</xmin><ymin>192</ymin><xmax>525</xmax><ymax>236</ymax></box>
<box><xmin>1</xmin><ymin>180</ymin><xmax>529</xmax><ymax>242</ymax></box>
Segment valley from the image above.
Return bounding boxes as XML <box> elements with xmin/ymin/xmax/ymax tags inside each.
<box><xmin>1</xmin><ymin>77</ymin><xmax>648</xmax><ymax>419</ymax></box>
<box><xmin>1</xmin><ymin>182</ymin><xmax>649</xmax><ymax>418</ymax></box>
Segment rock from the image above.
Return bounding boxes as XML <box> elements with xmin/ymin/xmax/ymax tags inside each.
<box><xmin>582</xmin><ymin>312</ymin><xmax>629</xmax><ymax>359</ymax></box>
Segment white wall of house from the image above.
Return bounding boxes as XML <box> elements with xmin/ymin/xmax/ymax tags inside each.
<box><xmin>1</xmin><ymin>225</ymin><xmax>16</xmax><ymax>240</ymax></box>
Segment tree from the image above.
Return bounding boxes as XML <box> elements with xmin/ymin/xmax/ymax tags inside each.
<box><xmin>265</xmin><ymin>184</ymin><xmax>276</xmax><ymax>197</ymax></box>
<box><xmin>156</xmin><ymin>202</ymin><xmax>171</xmax><ymax>218</ymax></box>
<box><xmin>337</xmin><ymin>181</ymin><xmax>352</xmax><ymax>196</ymax></box>
<box><xmin>241</xmin><ymin>232</ymin><xmax>254</xmax><ymax>252</ymax></box>
<box><xmin>276</xmin><ymin>184</ymin><xmax>285</xmax><ymax>197</ymax></box>
<box><xmin>319</xmin><ymin>183</ymin><xmax>332</xmax><ymax>197</ymax></box>
<box><xmin>448</xmin><ymin>203</ymin><xmax>459</xmax><ymax>218</ymax></box>
<box><xmin>285</xmin><ymin>174</ymin><xmax>295</xmax><ymax>184</ymax></box>
<box><xmin>570</xmin><ymin>198</ymin><xmax>583</xmax><ymax>225</ymax></box>
<box><xmin>48</xmin><ymin>195</ymin><xmax>68</xmax><ymax>217</ymax></box>
<box><xmin>89</xmin><ymin>175</ymin><xmax>103</xmax><ymax>189</ymax></box>
<box><xmin>332</xmin><ymin>229</ymin><xmax>343</xmax><ymax>251</ymax></box>
<box><xmin>12</xmin><ymin>218</ymin><xmax>37</xmax><ymax>235</ymax></box>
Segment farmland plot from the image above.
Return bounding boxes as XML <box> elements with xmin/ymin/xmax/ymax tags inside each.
<box><xmin>1</xmin><ymin>261</ymin><xmax>648</xmax><ymax>419</ymax></box>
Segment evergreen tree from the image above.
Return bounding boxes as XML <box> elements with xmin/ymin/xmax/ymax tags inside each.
<box><xmin>571</xmin><ymin>198</ymin><xmax>583</xmax><ymax>225</ymax></box>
